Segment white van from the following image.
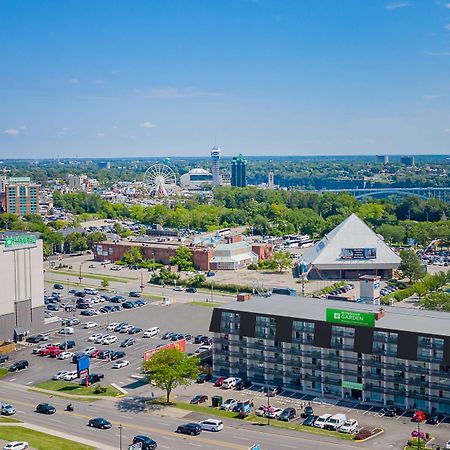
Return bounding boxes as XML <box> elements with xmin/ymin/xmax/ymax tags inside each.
<box><xmin>314</xmin><ymin>413</ymin><xmax>332</xmax><ymax>428</ymax></box>
<box><xmin>324</xmin><ymin>414</ymin><xmax>347</xmax><ymax>431</ymax></box>
<box><xmin>84</xmin><ymin>288</ymin><xmax>98</xmax><ymax>295</ymax></box>
<box><xmin>143</xmin><ymin>327</ymin><xmax>160</xmax><ymax>338</ymax></box>
<box><xmin>221</xmin><ymin>377</ymin><xmax>238</xmax><ymax>389</ymax></box>
<box><xmin>59</xmin><ymin>327</ymin><xmax>74</xmax><ymax>335</ymax></box>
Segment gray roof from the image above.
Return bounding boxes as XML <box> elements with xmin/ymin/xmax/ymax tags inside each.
<box><xmin>301</xmin><ymin>213</ymin><xmax>401</xmax><ymax>269</ymax></box>
<box><xmin>219</xmin><ymin>295</ymin><xmax>450</xmax><ymax>337</ymax></box>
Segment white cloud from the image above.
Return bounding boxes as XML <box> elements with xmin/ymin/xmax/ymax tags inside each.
<box><xmin>94</xmin><ymin>79</ymin><xmax>105</xmax><ymax>85</ymax></box>
<box><xmin>19</xmin><ymin>125</ymin><xmax>27</xmax><ymax>131</ymax></box>
<box><xmin>145</xmin><ymin>87</ymin><xmax>223</xmax><ymax>99</ymax></box>
<box><xmin>96</xmin><ymin>132</ymin><xmax>105</xmax><ymax>138</ymax></box>
<box><xmin>384</xmin><ymin>2</ymin><xmax>411</xmax><ymax>10</ymax></box>
<box><xmin>68</xmin><ymin>78</ymin><xmax>79</xmax><ymax>84</ymax></box>
<box><xmin>140</xmin><ymin>121</ymin><xmax>157</xmax><ymax>128</ymax></box>
<box><xmin>3</xmin><ymin>129</ymin><xmax>19</xmax><ymax>136</ymax></box>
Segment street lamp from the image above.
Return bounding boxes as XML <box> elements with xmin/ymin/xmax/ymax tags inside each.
<box><xmin>266</xmin><ymin>384</ymin><xmax>271</xmax><ymax>426</ymax></box>
<box><xmin>118</xmin><ymin>423</ymin><xmax>123</xmax><ymax>450</ymax></box>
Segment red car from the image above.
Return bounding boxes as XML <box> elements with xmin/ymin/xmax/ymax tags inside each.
<box><xmin>90</xmin><ymin>350</ymin><xmax>101</xmax><ymax>358</ymax></box>
<box><xmin>214</xmin><ymin>377</ymin><xmax>225</xmax><ymax>387</ymax></box>
<box><xmin>38</xmin><ymin>346</ymin><xmax>59</xmax><ymax>356</ymax></box>
<box><xmin>190</xmin><ymin>395</ymin><xmax>208</xmax><ymax>404</ymax></box>
<box><xmin>412</xmin><ymin>411</ymin><xmax>427</xmax><ymax>422</ymax></box>
<box><xmin>49</xmin><ymin>348</ymin><xmax>63</xmax><ymax>358</ymax></box>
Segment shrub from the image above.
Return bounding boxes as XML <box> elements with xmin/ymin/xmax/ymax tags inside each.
<box><xmin>93</xmin><ymin>385</ymin><xmax>107</xmax><ymax>394</ymax></box>
<box><xmin>355</xmin><ymin>429</ymin><xmax>372</xmax><ymax>440</ymax></box>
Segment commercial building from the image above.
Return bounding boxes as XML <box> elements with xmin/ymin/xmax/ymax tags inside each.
<box><xmin>0</xmin><ymin>177</ymin><xmax>40</xmax><ymax>215</ymax></box>
<box><xmin>0</xmin><ymin>233</ymin><xmax>45</xmax><ymax>341</ymax></box>
<box><xmin>211</xmin><ymin>146</ymin><xmax>221</xmax><ymax>187</ymax></box>
<box><xmin>231</xmin><ymin>154</ymin><xmax>247</xmax><ymax>188</ymax></box>
<box><xmin>301</xmin><ymin>214</ymin><xmax>400</xmax><ymax>280</ymax></box>
<box><xmin>210</xmin><ymin>296</ymin><xmax>450</xmax><ymax>414</ymax></box>
<box><xmin>66</xmin><ymin>174</ymin><xmax>99</xmax><ymax>192</ymax></box>
<box><xmin>180</xmin><ymin>168</ymin><xmax>213</xmax><ymax>190</ymax></box>
<box><xmin>209</xmin><ymin>241</ymin><xmax>258</xmax><ymax>270</ymax></box>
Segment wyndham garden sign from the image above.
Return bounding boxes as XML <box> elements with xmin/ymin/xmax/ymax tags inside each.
<box><xmin>326</xmin><ymin>308</ymin><xmax>375</xmax><ymax>327</ymax></box>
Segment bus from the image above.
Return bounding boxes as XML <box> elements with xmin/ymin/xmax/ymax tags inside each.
<box><xmin>216</xmin><ymin>227</ymin><xmax>231</xmax><ymax>237</ymax></box>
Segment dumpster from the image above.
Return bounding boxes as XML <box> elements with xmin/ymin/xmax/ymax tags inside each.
<box><xmin>212</xmin><ymin>395</ymin><xmax>223</xmax><ymax>407</ymax></box>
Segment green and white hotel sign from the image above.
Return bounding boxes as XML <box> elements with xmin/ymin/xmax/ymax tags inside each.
<box><xmin>4</xmin><ymin>235</ymin><xmax>37</xmax><ymax>249</ymax></box>
<box><xmin>326</xmin><ymin>308</ymin><xmax>375</xmax><ymax>327</ymax></box>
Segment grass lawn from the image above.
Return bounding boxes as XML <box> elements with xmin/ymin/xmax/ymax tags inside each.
<box><xmin>0</xmin><ymin>368</ymin><xmax>9</xmax><ymax>378</ymax></box>
<box><xmin>49</xmin><ymin>269</ymin><xmax>136</xmax><ymax>283</ymax></box>
<box><xmin>170</xmin><ymin>402</ymin><xmax>354</xmax><ymax>441</ymax></box>
<box><xmin>0</xmin><ymin>426</ymin><xmax>94</xmax><ymax>450</ymax></box>
<box><xmin>34</xmin><ymin>381</ymin><xmax>122</xmax><ymax>397</ymax></box>
<box><xmin>0</xmin><ymin>416</ymin><xmax>22</xmax><ymax>423</ymax></box>
<box><xmin>189</xmin><ymin>301</ymin><xmax>224</xmax><ymax>308</ymax></box>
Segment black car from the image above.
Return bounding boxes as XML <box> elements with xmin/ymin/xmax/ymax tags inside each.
<box><xmin>122</xmin><ymin>302</ymin><xmax>135</xmax><ymax>309</ymax></box>
<box><xmin>171</xmin><ymin>334</ymin><xmax>184</xmax><ymax>341</ymax></box>
<box><xmin>279</xmin><ymin>407</ymin><xmax>296</xmax><ymax>422</ymax></box>
<box><xmin>81</xmin><ymin>373</ymin><xmax>104</xmax><ymax>385</ymax></box>
<box><xmin>88</xmin><ymin>417</ymin><xmax>112</xmax><ymax>429</ymax></box>
<box><xmin>426</xmin><ymin>415</ymin><xmax>442</xmax><ymax>425</ymax></box>
<box><xmin>100</xmin><ymin>305</ymin><xmax>114</xmax><ymax>313</ymax></box>
<box><xmin>129</xmin><ymin>291</ymin><xmax>141</xmax><ymax>298</ymax></box>
<box><xmin>68</xmin><ymin>289</ymin><xmax>77</xmax><ymax>294</ymax></box>
<box><xmin>114</xmin><ymin>322</ymin><xmax>128</xmax><ymax>332</ymax></box>
<box><xmin>46</xmin><ymin>303</ymin><xmax>60</xmax><ymax>311</ymax></box>
<box><xmin>200</xmin><ymin>336</ymin><xmax>211</xmax><ymax>345</ymax></box>
<box><xmin>9</xmin><ymin>360</ymin><xmax>28</xmax><ymax>372</ymax></box>
<box><xmin>301</xmin><ymin>406</ymin><xmax>314</xmax><ymax>418</ymax></box>
<box><xmin>0</xmin><ymin>355</ymin><xmax>9</xmax><ymax>364</ymax></box>
<box><xmin>161</xmin><ymin>332</ymin><xmax>174</xmax><ymax>340</ymax></box>
<box><xmin>235</xmin><ymin>379</ymin><xmax>252</xmax><ymax>390</ymax></box>
<box><xmin>197</xmin><ymin>373</ymin><xmax>212</xmax><ymax>383</ymax></box>
<box><xmin>134</xmin><ymin>300</ymin><xmax>146</xmax><ymax>306</ymax></box>
<box><xmin>190</xmin><ymin>395</ymin><xmax>208</xmax><ymax>404</ymax></box>
<box><xmin>120</xmin><ymin>338</ymin><xmax>135</xmax><ymax>347</ymax></box>
<box><xmin>59</xmin><ymin>340</ymin><xmax>76</xmax><ymax>350</ymax></box>
<box><xmin>26</xmin><ymin>335</ymin><xmax>42</xmax><ymax>344</ymax></box>
<box><xmin>128</xmin><ymin>327</ymin><xmax>142</xmax><ymax>335</ymax></box>
<box><xmin>80</xmin><ymin>309</ymin><xmax>97</xmax><ymax>316</ymax></box>
<box><xmin>62</xmin><ymin>318</ymin><xmax>81</xmax><ymax>326</ymax></box>
<box><xmin>110</xmin><ymin>305</ymin><xmax>121</xmax><ymax>312</ymax></box>
<box><xmin>36</xmin><ymin>403</ymin><xmax>56</xmax><ymax>414</ymax></box>
<box><xmin>302</xmin><ymin>415</ymin><xmax>317</xmax><ymax>426</ymax></box>
<box><xmin>53</xmin><ymin>283</ymin><xmax>64</xmax><ymax>290</ymax></box>
<box><xmin>186</xmin><ymin>287</ymin><xmax>197</xmax><ymax>293</ymax></box>
<box><xmin>72</xmin><ymin>351</ymin><xmax>88</xmax><ymax>363</ymax></box>
<box><xmin>74</xmin><ymin>291</ymin><xmax>86</xmax><ymax>297</ymax></box>
<box><xmin>110</xmin><ymin>295</ymin><xmax>126</xmax><ymax>303</ymax></box>
<box><xmin>384</xmin><ymin>406</ymin><xmax>397</xmax><ymax>417</ymax></box>
<box><xmin>97</xmin><ymin>350</ymin><xmax>112</xmax><ymax>359</ymax></box>
<box><xmin>110</xmin><ymin>351</ymin><xmax>126</xmax><ymax>360</ymax></box>
<box><xmin>100</xmin><ymin>295</ymin><xmax>111</xmax><ymax>301</ymax></box>
<box><xmin>132</xmin><ymin>435</ymin><xmax>157</xmax><ymax>450</ymax></box>
<box><xmin>176</xmin><ymin>423</ymin><xmax>201</xmax><ymax>436</ymax></box>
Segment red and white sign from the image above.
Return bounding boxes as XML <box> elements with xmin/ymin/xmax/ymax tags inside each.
<box><xmin>143</xmin><ymin>339</ymin><xmax>186</xmax><ymax>362</ymax></box>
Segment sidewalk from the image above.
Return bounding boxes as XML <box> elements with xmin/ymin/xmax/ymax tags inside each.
<box><xmin>0</xmin><ymin>422</ymin><xmax>116</xmax><ymax>450</ymax></box>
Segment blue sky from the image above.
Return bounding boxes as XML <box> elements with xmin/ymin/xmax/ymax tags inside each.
<box><xmin>0</xmin><ymin>0</ymin><xmax>449</xmax><ymax>158</ymax></box>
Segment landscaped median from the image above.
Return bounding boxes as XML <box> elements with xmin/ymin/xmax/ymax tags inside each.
<box><xmin>169</xmin><ymin>402</ymin><xmax>356</xmax><ymax>441</ymax></box>
<box><xmin>0</xmin><ymin>426</ymin><xmax>94</xmax><ymax>450</ymax></box>
<box><xmin>0</xmin><ymin>368</ymin><xmax>8</xmax><ymax>378</ymax></box>
<box><xmin>32</xmin><ymin>381</ymin><xmax>123</xmax><ymax>398</ymax></box>
<box><xmin>0</xmin><ymin>417</ymin><xmax>23</xmax><ymax>423</ymax></box>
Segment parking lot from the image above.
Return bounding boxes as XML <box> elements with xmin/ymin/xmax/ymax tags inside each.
<box><xmin>1</xmin><ymin>299</ymin><xmax>214</xmax><ymax>389</ymax></box>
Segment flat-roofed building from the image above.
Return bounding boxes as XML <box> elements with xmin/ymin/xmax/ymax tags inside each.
<box><xmin>209</xmin><ymin>241</ymin><xmax>258</xmax><ymax>270</ymax></box>
<box><xmin>210</xmin><ymin>296</ymin><xmax>450</xmax><ymax>414</ymax></box>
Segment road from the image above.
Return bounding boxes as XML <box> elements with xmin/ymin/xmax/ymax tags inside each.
<box><xmin>0</xmin><ymin>382</ymin><xmax>364</xmax><ymax>450</ymax></box>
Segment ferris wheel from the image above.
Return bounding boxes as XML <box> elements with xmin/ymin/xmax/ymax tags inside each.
<box><xmin>143</xmin><ymin>163</ymin><xmax>177</xmax><ymax>196</ymax></box>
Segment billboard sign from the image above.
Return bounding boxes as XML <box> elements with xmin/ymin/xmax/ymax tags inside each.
<box><xmin>4</xmin><ymin>235</ymin><xmax>37</xmax><ymax>250</ymax></box>
<box><xmin>143</xmin><ymin>339</ymin><xmax>186</xmax><ymax>362</ymax></box>
<box><xmin>77</xmin><ymin>355</ymin><xmax>90</xmax><ymax>376</ymax></box>
<box><xmin>326</xmin><ymin>308</ymin><xmax>375</xmax><ymax>327</ymax></box>
<box><xmin>341</xmin><ymin>248</ymin><xmax>376</xmax><ymax>260</ymax></box>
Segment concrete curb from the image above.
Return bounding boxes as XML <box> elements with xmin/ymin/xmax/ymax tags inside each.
<box><xmin>111</xmin><ymin>382</ymin><xmax>128</xmax><ymax>396</ymax></box>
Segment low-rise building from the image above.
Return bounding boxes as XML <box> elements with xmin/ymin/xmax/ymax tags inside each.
<box><xmin>209</xmin><ymin>241</ymin><xmax>258</xmax><ymax>270</ymax></box>
<box><xmin>180</xmin><ymin>168</ymin><xmax>213</xmax><ymax>190</ymax></box>
<box><xmin>210</xmin><ymin>296</ymin><xmax>450</xmax><ymax>414</ymax></box>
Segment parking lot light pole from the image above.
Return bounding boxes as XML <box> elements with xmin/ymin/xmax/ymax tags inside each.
<box><xmin>118</xmin><ymin>423</ymin><xmax>123</xmax><ymax>450</ymax></box>
<box><xmin>266</xmin><ymin>384</ymin><xmax>270</xmax><ymax>426</ymax></box>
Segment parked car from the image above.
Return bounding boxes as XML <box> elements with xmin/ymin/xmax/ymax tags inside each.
<box><xmin>384</xmin><ymin>405</ymin><xmax>396</xmax><ymax>417</ymax></box>
<box><xmin>52</xmin><ymin>370</ymin><xmax>69</xmax><ymax>380</ymax></box>
<box><xmin>214</xmin><ymin>377</ymin><xmax>226</xmax><ymax>387</ymax></box>
<box><xmin>176</xmin><ymin>423</ymin><xmax>201</xmax><ymax>436</ymax></box>
<box><xmin>128</xmin><ymin>327</ymin><xmax>142</xmax><ymax>335</ymax></box>
<box><xmin>412</xmin><ymin>411</ymin><xmax>427</xmax><ymax>422</ymax></box>
<box><xmin>445</xmin><ymin>439</ymin><xmax>450</xmax><ymax>450</ymax></box>
<box><xmin>302</xmin><ymin>415</ymin><xmax>317</xmax><ymax>426</ymax></box>
<box><xmin>74</xmin><ymin>291</ymin><xmax>86</xmax><ymax>297</ymax></box>
<box><xmin>220</xmin><ymin>399</ymin><xmax>238</xmax><ymax>411</ymax></box>
<box><xmin>339</xmin><ymin>419</ymin><xmax>359</xmax><ymax>434</ymax></box>
<box><xmin>314</xmin><ymin>413</ymin><xmax>332</xmax><ymax>429</ymax></box>
<box><xmin>120</xmin><ymin>338</ymin><xmax>136</xmax><ymax>348</ymax></box>
<box><xmin>301</xmin><ymin>406</ymin><xmax>314</xmax><ymax>418</ymax></box>
<box><xmin>59</xmin><ymin>340</ymin><xmax>76</xmax><ymax>350</ymax></box>
<box><xmin>0</xmin><ymin>355</ymin><xmax>9</xmax><ymax>364</ymax></box>
<box><xmin>88</xmin><ymin>417</ymin><xmax>112</xmax><ymax>429</ymax></box>
<box><xmin>266</xmin><ymin>407</ymin><xmax>283</xmax><ymax>419</ymax></box>
<box><xmin>0</xmin><ymin>403</ymin><xmax>16</xmax><ymax>416</ymax></box>
<box><xmin>102</xmin><ymin>335</ymin><xmax>117</xmax><ymax>345</ymax></box>
<box><xmin>35</xmin><ymin>403</ymin><xmax>56</xmax><ymax>414</ymax></box>
<box><xmin>186</xmin><ymin>287</ymin><xmax>197</xmax><ymax>293</ymax></box>
<box><xmin>110</xmin><ymin>351</ymin><xmax>126</xmax><ymax>360</ymax></box>
<box><xmin>84</xmin><ymin>288</ymin><xmax>98</xmax><ymax>295</ymax></box>
<box><xmin>83</xmin><ymin>322</ymin><xmax>98</xmax><ymax>329</ymax></box>
<box><xmin>143</xmin><ymin>327</ymin><xmax>160</xmax><ymax>338</ymax></box>
<box><xmin>324</xmin><ymin>414</ymin><xmax>347</xmax><ymax>431</ymax></box>
<box><xmin>161</xmin><ymin>332</ymin><xmax>174</xmax><ymax>339</ymax></box>
<box><xmin>426</xmin><ymin>415</ymin><xmax>442</xmax><ymax>425</ymax></box>
<box><xmin>131</xmin><ymin>435</ymin><xmax>157</xmax><ymax>450</ymax></box>
<box><xmin>9</xmin><ymin>360</ymin><xmax>28</xmax><ymax>372</ymax></box>
<box><xmin>121</xmin><ymin>301</ymin><xmax>135</xmax><ymax>309</ymax></box>
<box><xmin>194</xmin><ymin>335</ymin><xmax>206</xmax><ymax>344</ymax></box>
<box><xmin>57</xmin><ymin>351</ymin><xmax>73</xmax><ymax>360</ymax></box>
<box><xmin>63</xmin><ymin>370</ymin><xmax>78</xmax><ymax>381</ymax></box>
<box><xmin>53</xmin><ymin>283</ymin><xmax>64</xmax><ymax>290</ymax></box>
<box><xmin>190</xmin><ymin>395</ymin><xmax>208</xmax><ymax>404</ymax></box>
<box><xmin>129</xmin><ymin>291</ymin><xmax>141</xmax><ymax>297</ymax></box>
<box><xmin>112</xmin><ymin>360</ymin><xmax>130</xmax><ymax>369</ymax></box>
<box><xmin>81</xmin><ymin>373</ymin><xmax>104</xmax><ymax>384</ymax></box>
<box><xmin>173</xmin><ymin>286</ymin><xmax>184</xmax><ymax>291</ymax></box>
<box><xmin>199</xmin><ymin>418</ymin><xmax>223</xmax><ymax>432</ymax></box>
<box><xmin>235</xmin><ymin>379</ymin><xmax>252</xmax><ymax>390</ymax></box>
<box><xmin>197</xmin><ymin>373</ymin><xmax>212</xmax><ymax>383</ymax></box>
<box><xmin>279</xmin><ymin>407</ymin><xmax>296</xmax><ymax>422</ymax></box>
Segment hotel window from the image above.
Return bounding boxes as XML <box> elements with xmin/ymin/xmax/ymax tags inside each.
<box><xmin>220</xmin><ymin>312</ymin><xmax>240</xmax><ymax>334</ymax></box>
<box><xmin>256</xmin><ymin>316</ymin><xmax>276</xmax><ymax>339</ymax></box>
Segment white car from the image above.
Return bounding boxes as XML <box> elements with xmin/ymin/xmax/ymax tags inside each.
<box><xmin>195</xmin><ymin>345</ymin><xmax>211</xmax><ymax>353</ymax></box>
<box><xmin>120</xmin><ymin>325</ymin><xmax>133</xmax><ymax>333</ymax></box>
<box><xmin>255</xmin><ymin>406</ymin><xmax>266</xmax><ymax>417</ymax></box>
<box><xmin>88</xmin><ymin>333</ymin><xmax>103</xmax><ymax>342</ymax></box>
<box><xmin>107</xmin><ymin>323</ymin><xmax>118</xmax><ymax>331</ymax></box>
<box><xmin>59</xmin><ymin>327</ymin><xmax>74</xmax><ymax>335</ymax></box>
<box><xmin>112</xmin><ymin>360</ymin><xmax>130</xmax><ymax>369</ymax></box>
<box><xmin>220</xmin><ymin>399</ymin><xmax>238</xmax><ymax>411</ymax></box>
<box><xmin>173</xmin><ymin>286</ymin><xmax>184</xmax><ymax>291</ymax></box>
<box><xmin>143</xmin><ymin>327</ymin><xmax>160</xmax><ymax>338</ymax></box>
<box><xmin>339</xmin><ymin>419</ymin><xmax>359</xmax><ymax>434</ymax></box>
<box><xmin>52</xmin><ymin>370</ymin><xmax>69</xmax><ymax>381</ymax></box>
<box><xmin>110</xmin><ymin>266</ymin><xmax>121</xmax><ymax>271</ymax></box>
<box><xmin>94</xmin><ymin>334</ymin><xmax>108</xmax><ymax>344</ymax></box>
<box><xmin>266</xmin><ymin>407</ymin><xmax>283</xmax><ymax>419</ymax></box>
<box><xmin>89</xmin><ymin>264</ymin><xmax>97</xmax><ymax>269</ymax></box>
<box><xmin>32</xmin><ymin>344</ymin><xmax>47</xmax><ymax>354</ymax></box>
<box><xmin>3</xmin><ymin>442</ymin><xmax>29</xmax><ymax>450</ymax></box>
<box><xmin>63</xmin><ymin>370</ymin><xmax>78</xmax><ymax>381</ymax></box>
<box><xmin>57</xmin><ymin>351</ymin><xmax>73</xmax><ymax>360</ymax></box>
<box><xmin>445</xmin><ymin>440</ymin><xmax>450</xmax><ymax>450</ymax></box>
<box><xmin>102</xmin><ymin>335</ymin><xmax>117</xmax><ymax>345</ymax></box>
<box><xmin>83</xmin><ymin>322</ymin><xmax>98</xmax><ymax>329</ymax></box>
<box><xmin>84</xmin><ymin>288</ymin><xmax>98</xmax><ymax>295</ymax></box>
<box><xmin>198</xmin><ymin>419</ymin><xmax>223</xmax><ymax>432</ymax></box>
<box><xmin>83</xmin><ymin>346</ymin><xmax>97</xmax><ymax>355</ymax></box>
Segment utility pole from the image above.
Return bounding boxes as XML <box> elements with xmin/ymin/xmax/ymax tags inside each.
<box><xmin>266</xmin><ymin>384</ymin><xmax>271</xmax><ymax>426</ymax></box>
<box><xmin>78</xmin><ymin>264</ymin><xmax>82</xmax><ymax>285</ymax></box>
<box><xmin>118</xmin><ymin>424</ymin><xmax>123</xmax><ymax>450</ymax></box>
<box><xmin>140</xmin><ymin>272</ymin><xmax>144</xmax><ymax>293</ymax></box>
<box><xmin>210</xmin><ymin>281</ymin><xmax>214</xmax><ymax>303</ymax></box>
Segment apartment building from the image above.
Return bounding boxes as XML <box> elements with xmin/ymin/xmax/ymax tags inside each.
<box><xmin>210</xmin><ymin>296</ymin><xmax>450</xmax><ymax>414</ymax></box>
<box><xmin>0</xmin><ymin>177</ymin><xmax>39</xmax><ymax>215</ymax></box>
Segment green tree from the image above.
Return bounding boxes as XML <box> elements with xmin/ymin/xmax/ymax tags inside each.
<box><xmin>122</xmin><ymin>246</ymin><xmax>143</xmax><ymax>265</ymax></box>
<box><xmin>187</xmin><ymin>274</ymin><xmax>206</xmax><ymax>287</ymax></box>
<box><xmin>87</xmin><ymin>231</ymin><xmax>107</xmax><ymax>249</ymax></box>
<box><xmin>272</xmin><ymin>250</ymin><xmax>293</xmax><ymax>273</ymax></box>
<box><xmin>170</xmin><ymin>246</ymin><xmax>194</xmax><ymax>271</ymax></box>
<box><xmin>143</xmin><ymin>347</ymin><xmax>200</xmax><ymax>404</ymax></box>
<box><xmin>63</xmin><ymin>232</ymin><xmax>88</xmax><ymax>253</ymax></box>
<box><xmin>377</xmin><ymin>224</ymin><xmax>406</xmax><ymax>244</ymax></box>
<box><xmin>101</xmin><ymin>278</ymin><xmax>109</xmax><ymax>288</ymax></box>
<box><xmin>420</xmin><ymin>292</ymin><xmax>450</xmax><ymax>312</ymax></box>
<box><xmin>399</xmin><ymin>249</ymin><xmax>425</xmax><ymax>283</ymax></box>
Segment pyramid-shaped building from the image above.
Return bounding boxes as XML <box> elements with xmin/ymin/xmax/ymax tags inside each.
<box><xmin>302</xmin><ymin>213</ymin><xmax>401</xmax><ymax>280</ymax></box>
